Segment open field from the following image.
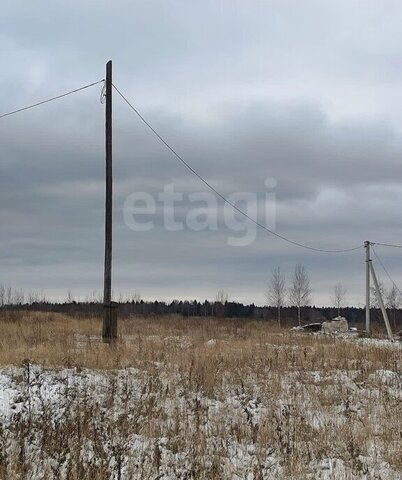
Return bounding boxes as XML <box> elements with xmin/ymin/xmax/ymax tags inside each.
<box><xmin>0</xmin><ymin>311</ymin><xmax>400</xmax><ymax>479</ymax></box>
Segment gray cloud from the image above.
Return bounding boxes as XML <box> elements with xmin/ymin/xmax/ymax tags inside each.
<box><xmin>1</xmin><ymin>1</ymin><xmax>402</xmax><ymax>306</ymax></box>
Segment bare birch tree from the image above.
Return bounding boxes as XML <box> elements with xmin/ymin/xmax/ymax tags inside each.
<box><xmin>289</xmin><ymin>263</ymin><xmax>311</xmax><ymax>326</ymax></box>
<box><xmin>331</xmin><ymin>283</ymin><xmax>347</xmax><ymax>317</ymax></box>
<box><xmin>6</xmin><ymin>286</ymin><xmax>12</xmax><ymax>305</ymax></box>
<box><xmin>215</xmin><ymin>289</ymin><xmax>229</xmax><ymax>317</ymax></box>
<box><xmin>266</xmin><ymin>267</ymin><xmax>286</xmax><ymax>327</ymax></box>
<box><xmin>215</xmin><ymin>289</ymin><xmax>229</xmax><ymax>304</ymax></box>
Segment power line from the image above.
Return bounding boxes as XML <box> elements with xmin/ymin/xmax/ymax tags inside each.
<box><xmin>112</xmin><ymin>83</ymin><xmax>362</xmax><ymax>254</ymax></box>
<box><xmin>372</xmin><ymin>242</ymin><xmax>402</xmax><ymax>249</ymax></box>
<box><xmin>0</xmin><ymin>80</ymin><xmax>104</xmax><ymax>120</ymax></box>
<box><xmin>371</xmin><ymin>245</ymin><xmax>402</xmax><ymax>295</ymax></box>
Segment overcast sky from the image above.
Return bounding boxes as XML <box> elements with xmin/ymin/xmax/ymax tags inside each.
<box><xmin>1</xmin><ymin>0</ymin><xmax>402</xmax><ymax>306</ymax></box>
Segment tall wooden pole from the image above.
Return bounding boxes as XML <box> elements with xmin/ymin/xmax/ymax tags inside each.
<box><xmin>103</xmin><ymin>60</ymin><xmax>117</xmax><ymax>340</ymax></box>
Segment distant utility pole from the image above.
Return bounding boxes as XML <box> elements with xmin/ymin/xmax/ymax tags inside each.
<box><xmin>102</xmin><ymin>60</ymin><xmax>117</xmax><ymax>341</ymax></box>
<box><xmin>365</xmin><ymin>240</ymin><xmax>371</xmax><ymax>335</ymax></box>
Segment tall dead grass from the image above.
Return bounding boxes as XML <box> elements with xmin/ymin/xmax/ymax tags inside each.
<box><xmin>0</xmin><ymin>311</ymin><xmax>398</xmax><ymax>373</ymax></box>
<box><xmin>0</xmin><ymin>311</ymin><xmax>400</xmax><ymax>478</ymax></box>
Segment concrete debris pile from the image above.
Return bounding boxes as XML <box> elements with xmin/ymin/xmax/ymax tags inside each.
<box><xmin>321</xmin><ymin>316</ymin><xmax>349</xmax><ymax>334</ymax></box>
<box><xmin>293</xmin><ymin>317</ymin><xmax>352</xmax><ymax>335</ymax></box>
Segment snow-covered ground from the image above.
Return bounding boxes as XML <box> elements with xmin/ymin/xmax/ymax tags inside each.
<box><xmin>0</xmin><ymin>316</ymin><xmax>400</xmax><ymax>479</ymax></box>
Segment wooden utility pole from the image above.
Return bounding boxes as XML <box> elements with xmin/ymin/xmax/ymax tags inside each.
<box><xmin>102</xmin><ymin>60</ymin><xmax>117</xmax><ymax>340</ymax></box>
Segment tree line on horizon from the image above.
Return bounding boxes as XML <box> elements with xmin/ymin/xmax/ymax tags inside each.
<box><xmin>0</xmin><ymin>282</ymin><xmax>400</xmax><ymax>330</ymax></box>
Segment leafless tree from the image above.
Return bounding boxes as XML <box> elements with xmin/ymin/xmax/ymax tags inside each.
<box><xmin>66</xmin><ymin>290</ymin><xmax>75</xmax><ymax>303</ymax></box>
<box><xmin>28</xmin><ymin>290</ymin><xmax>40</xmax><ymax>304</ymax></box>
<box><xmin>331</xmin><ymin>283</ymin><xmax>347</xmax><ymax>317</ymax></box>
<box><xmin>266</xmin><ymin>267</ymin><xmax>286</xmax><ymax>327</ymax></box>
<box><xmin>6</xmin><ymin>286</ymin><xmax>12</xmax><ymax>305</ymax></box>
<box><xmin>386</xmin><ymin>284</ymin><xmax>400</xmax><ymax>331</ymax></box>
<box><xmin>370</xmin><ymin>281</ymin><xmax>386</xmax><ymax>309</ymax></box>
<box><xmin>117</xmin><ymin>292</ymin><xmax>126</xmax><ymax>303</ymax></box>
<box><xmin>131</xmin><ymin>292</ymin><xmax>142</xmax><ymax>303</ymax></box>
<box><xmin>13</xmin><ymin>289</ymin><xmax>25</xmax><ymax>305</ymax></box>
<box><xmin>214</xmin><ymin>289</ymin><xmax>229</xmax><ymax>317</ymax></box>
<box><xmin>289</xmin><ymin>264</ymin><xmax>311</xmax><ymax>326</ymax></box>
<box><xmin>215</xmin><ymin>289</ymin><xmax>229</xmax><ymax>304</ymax></box>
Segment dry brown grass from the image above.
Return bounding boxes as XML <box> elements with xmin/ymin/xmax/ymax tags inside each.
<box><xmin>0</xmin><ymin>310</ymin><xmax>398</xmax><ymax>372</ymax></box>
<box><xmin>0</xmin><ymin>310</ymin><xmax>400</xmax><ymax>479</ymax></box>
